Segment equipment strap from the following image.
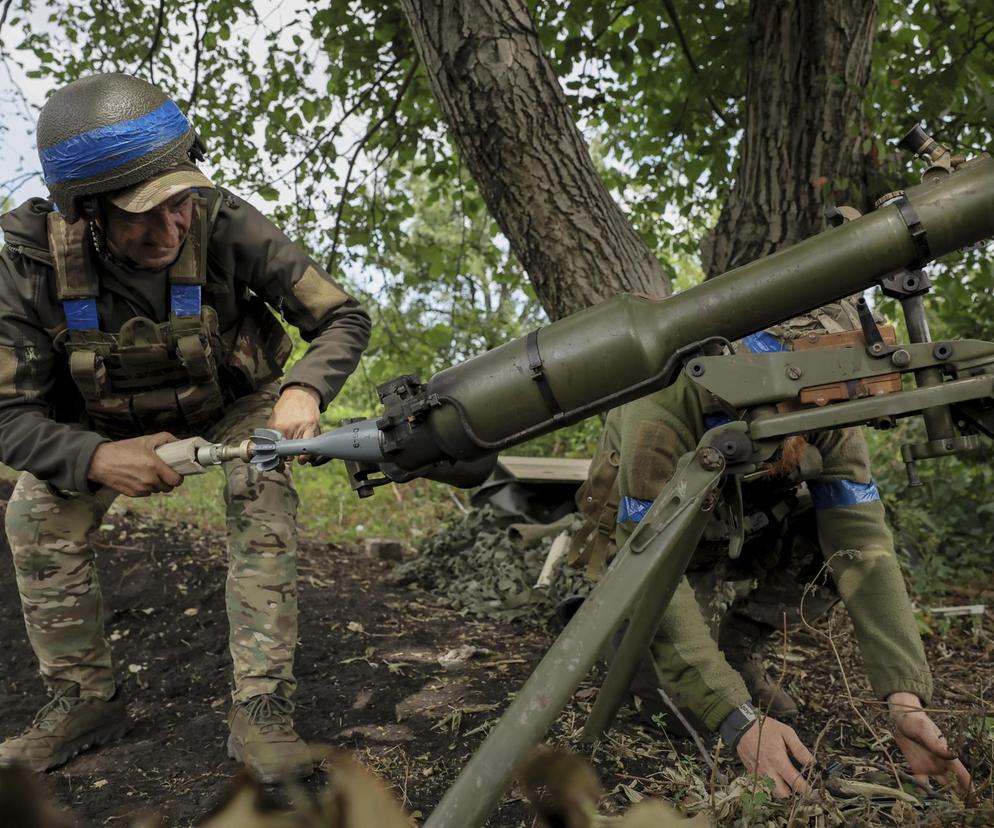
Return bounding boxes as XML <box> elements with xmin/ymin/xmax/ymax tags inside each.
<box><xmin>168</xmin><ymin>193</ymin><xmax>209</xmax><ymax>286</ymax></box>
<box><xmin>176</xmin><ymin>333</ymin><xmax>212</xmax><ymax>382</ymax></box>
<box><xmin>894</xmin><ymin>195</ymin><xmax>932</xmax><ymax>269</ymax></box>
<box><xmin>68</xmin><ymin>350</ymin><xmax>106</xmax><ymax>399</ymax></box>
<box><xmin>48</xmin><ymin>213</ymin><xmax>98</xmax><ymax>300</ymax></box>
<box><xmin>526</xmin><ymin>329</ymin><xmax>566</xmax><ymax>424</ymax></box>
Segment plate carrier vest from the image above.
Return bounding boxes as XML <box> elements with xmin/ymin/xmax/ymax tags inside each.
<box><xmin>47</xmin><ymin>193</ymin><xmax>289</xmax><ymax>439</ymax></box>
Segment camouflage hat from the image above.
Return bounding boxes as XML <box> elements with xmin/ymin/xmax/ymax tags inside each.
<box><xmin>107</xmin><ymin>161</ymin><xmax>214</xmax><ymax>213</ymax></box>
<box><xmin>36</xmin><ymin>73</ymin><xmax>202</xmax><ymax>223</ymax></box>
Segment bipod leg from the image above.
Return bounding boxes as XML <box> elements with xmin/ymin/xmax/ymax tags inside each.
<box><xmin>580</xmin><ymin>461</ymin><xmax>717</xmax><ymax>741</ymax></box>
<box><xmin>423</xmin><ymin>446</ymin><xmax>725</xmax><ymax>828</ymax></box>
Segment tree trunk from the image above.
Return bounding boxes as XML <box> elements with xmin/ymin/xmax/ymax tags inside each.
<box><xmin>702</xmin><ymin>0</ymin><xmax>879</xmax><ymax>279</ymax></box>
<box><xmin>399</xmin><ymin>0</ymin><xmax>670</xmax><ymax>321</ymax></box>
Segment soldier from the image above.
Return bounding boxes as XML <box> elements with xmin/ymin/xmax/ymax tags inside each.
<box><xmin>0</xmin><ymin>74</ymin><xmax>371</xmax><ymax>782</ymax></box>
<box><xmin>571</xmin><ymin>299</ymin><xmax>972</xmax><ymax>797</ymax></box>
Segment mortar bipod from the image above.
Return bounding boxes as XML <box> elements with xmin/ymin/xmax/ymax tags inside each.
<box><xmin>422</xmin><ymin>441</ymin><xmax>728</xmax><ymax>828</ymax></box>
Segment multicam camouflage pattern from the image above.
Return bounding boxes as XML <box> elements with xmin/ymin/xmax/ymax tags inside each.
<box><xmin>205</xmin><ymin>385</ymin><xmax>299</xmax><ymax>702</ymax></box>
<box><xmin>222</xmin><ymin>295</ymin><xmax>295</xmax><ymax>396</ymax></box>
<box><xmin>5</xmin><ymin>384</ymin><xmax>299</xmax><ymax>703</ymax></box>
<box><xmin>7</xmin><ymin>474</ymin><xmax>119</xmax><ymax>699</ymax></box>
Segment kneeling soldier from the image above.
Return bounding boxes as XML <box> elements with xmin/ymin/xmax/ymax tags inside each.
<box><xmin>571</xmin><ymin>300</ymin><xmax>971</xmax><ymax>796</ymax></box>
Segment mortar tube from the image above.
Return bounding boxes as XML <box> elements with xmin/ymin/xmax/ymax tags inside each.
<box><xmin>411</xmin><ymin>156</ymin><xmax>994</xmax><ymax>468</ymax></box>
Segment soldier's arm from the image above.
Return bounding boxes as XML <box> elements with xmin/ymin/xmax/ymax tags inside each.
<box><xmin>810</xmin><ymin>429</ymin><xmax>970</xmax><ymax>789</ymax></box>
<box><xmin>810</xmin><ymin>427</ymin><xmax>933</xmax><ymax>703</ymax></box>
<box><xmin>0</xmin><ymin>249</ymin><xmax>108</xmax><ymax>492</ymax></box>
<box><xmin>209</xmin><ymin>190</ymin><xmax>371</xmax><ymax>409</ymax></box>
<box><xmin>614</xmin><ymin>377</ymin><xmax>752</xmax><ymax>733</ymax></box>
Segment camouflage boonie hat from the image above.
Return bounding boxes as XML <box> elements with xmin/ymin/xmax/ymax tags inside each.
<box><xmin>108</xmin><ymin>161</ymin><xmax>214</xmax><ymax>214</ymax></box>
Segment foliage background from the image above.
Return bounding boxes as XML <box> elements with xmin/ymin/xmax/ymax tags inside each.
<box><xmin>0</xmin><ymin>0</ymin><xmax>992</xmax><ymax>595</ymax></box>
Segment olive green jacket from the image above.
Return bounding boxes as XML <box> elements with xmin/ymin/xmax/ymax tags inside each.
<box><xmin>590</xmin><ymin>371</ymin><xmax>932</xmax><ymax>732</ymax></box>
<box><xmin>0</xmin><ymin>190</ymin><xmax>371</xmax><ymax>492</ymax></box>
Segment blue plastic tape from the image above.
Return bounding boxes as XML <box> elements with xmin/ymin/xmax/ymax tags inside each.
<box><xmin>40</xmin><ymin>100</ymin><xmax>190</xmax><ymax>185</ymax></box>
<box><xmin>171</xmin><ymin>284</ymin><xmax>201</xmax><ymax>318</ymax></box>
<box><xmin>743</xmin><ymin>330</ymin><xmax>788</xmax><ymax>353</ymax></box>
<box><xmin>64</xmin><ymin>299</ymin><xmax>99</xmax><ymax>330</ymax></box>
<box><xmin>704</xmin><ymin>413</ymin><xmax>732</xmax><ymax>429</ymax></box>
<box><xmin>617</xmin><ymin>495</ymin><xmax>653</xmax><ymax>524</ymax></box>
<box><xmin>809</xmin><ymin>479</ymin><xmax>881</xmax><ymax>510</ymax></box>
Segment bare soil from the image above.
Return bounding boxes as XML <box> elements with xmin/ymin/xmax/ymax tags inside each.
<box><xmin>1</xmin><ymin>478</ymin><xmax>992</xmax><ymax>826</ymax></box>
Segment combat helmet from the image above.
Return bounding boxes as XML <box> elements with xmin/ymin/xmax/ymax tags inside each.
<box><xmin>36</xmin><ymin>73</ymin><xmax>205</xmax><ymax>223</ymax></box>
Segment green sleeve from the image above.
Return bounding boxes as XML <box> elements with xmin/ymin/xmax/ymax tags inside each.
<box><xmin>614</xmin><ymin>374</ymin><xmax>751</xmax><ymax>731</ymax></box>
<box><xmin>816</xmin><ymin>500</ymin><xmax>933</xmax><ymax>704</ymax></box>
<box><xmin>209</xmin><ymin>191</ymin><xmax>371</xmax><ymax>408</ymax></box>
<box><xmin>648</xmin><ymin>577</ymin><xmax>752</xmax><ymax>731</ymax></box>
<box><xmin>616</xmin><ymin>373</ymin><xmax>705</xmax><ymax>502</ymax></box>
<box><xmin>813</xmin><ymin>427</ymin><xmax>932</xmax><ymax>703</ymax></box>
<box><xmin>0</xmin><ymin>247</ymin><xmax>108</xmax><ymax>492</ymax></box>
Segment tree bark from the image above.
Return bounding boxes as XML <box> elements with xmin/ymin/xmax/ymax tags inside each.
<box><xmin>399</xmin><ymin>0</ymin><xmax>670</xmax><ymax>321</ymax></box>
<box><xmin>702</xmin><ymin>0</ymin><xmax>879</xmax><ymax>279</ymax></box>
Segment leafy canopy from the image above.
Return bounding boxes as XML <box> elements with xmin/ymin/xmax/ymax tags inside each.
<box><xmin>1</xmin><ymin>0</ymin><xmax>992</xmax><ymax>402</ymax></box>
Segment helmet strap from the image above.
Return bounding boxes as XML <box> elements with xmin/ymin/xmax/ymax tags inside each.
<box><xmin>88</xmin><ymin>221</ymin><xmax>108</xmax><ymax>259</ymax></box>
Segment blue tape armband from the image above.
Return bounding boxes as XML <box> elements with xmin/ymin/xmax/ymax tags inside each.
<box><xmin>63</xmin><ymin>299</ymin><xmax>99</xmax><ymax>331</ymax></box>
<box><xmin>171</xmin><ymin>284</ymin><xmax>202</xmax><ymax>318</ymax></box>
<box><xmin>617</xmin><ymin>496</ymin><xmax>653</xmax><ymax>524</ymax></box>
<box><xmin>742</xmin><ymin>330</ymin><xmax>788</xmax><ymax>353</ymax></box>
<box><xmin>40</xmin><ymin>100</ymin><xmax>191</xmax><ymax>185</ymax></box>
<box><xmin>810</xmin><ymin>479</ymin><xmax>881</xmax><ymax>510</ymax></box>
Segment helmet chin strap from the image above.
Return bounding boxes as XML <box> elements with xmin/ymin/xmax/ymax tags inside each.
<box><xmin>83</xmin><ymin>196</ymin><xmax>174</xmax><ymax>272</ymax></box>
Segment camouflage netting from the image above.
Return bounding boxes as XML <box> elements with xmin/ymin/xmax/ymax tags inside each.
<box><xmin>387</xmin><ymin>506</ymin><xmax>595</xmax><ymax>623</ymax></box>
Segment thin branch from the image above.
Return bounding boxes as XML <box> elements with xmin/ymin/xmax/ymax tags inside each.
<box><xmin>660</xmin><ymin>0</ymin><xmax>736</xmax><ymax>129</ymax></box>
<box><xmin>135</xmin><ymin>0</ymin><xmax>167</xmax><ymax>83</ymax></box>
<box><xmin>799</xmin><ymin>554</ymin><xmax>907</xmax><ymax>793</ymax></box>
<box><xmin>589</xmin><ymin>3</ymin><xmax>634</xmax><ymax>46</ymax></box>
<box><xmin>650</xmin><ymin>659</ymin><xmax>725</xmax><ymax>783</ymax></box>
<box><xmin>327</xmin><ymin>57</ymin><xmax>419</xmax><ymax>272</ymax></box>
<box><xmin>187</xmin><ymin>0</ymin><xmax>203</xmax><ymax>116</ymax></box>
<box><xmin>0</xmin><ymin>52</ymin><xmax>36</xmax><ymax>122</ymax></box>
<box><xmin>0</xmin><ymin>0</ymin><xmax>14</xmax><ymax>44</ymax></box>
<box><xmin>267</xmin><ymin>55</ymin><xmax>404</xmax><ymax>188</ymax></box>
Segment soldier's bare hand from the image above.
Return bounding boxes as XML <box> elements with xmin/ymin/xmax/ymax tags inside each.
<box><xmin>736</xmin><ymin>716</ymin><xmax>813</xmax><ymax>797</ymax></box>
<box><xmin>268</xmin><ymin>385</ymin><xmax>322</xmax><ymax>464</ymax></box>
<box><xmin>87</xmin><ymin>432</ymin><xmax>184</xmax><ymax>497</ymax></box>
<box><xmin>888</xmin><ymin>692</ymin><xmax>972</xmax><ymax>794</ymax></box>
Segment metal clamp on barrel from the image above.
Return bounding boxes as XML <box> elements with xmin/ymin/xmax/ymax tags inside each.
<box><xmin>878</xmin><ymin>191</ymin><xmax>932</xmax><ymax>269</ymax></box>
<box><xmin>526</xmin><ymin>329</ymin><xmax>566</xmax><ymax>424</ymax></box>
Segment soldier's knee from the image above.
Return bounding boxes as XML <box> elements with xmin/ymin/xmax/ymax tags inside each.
<box><xmin>225</xmin><ymin>464</ymin><xmax>299</xmax><ymax>524</ymax></box>
<box><xmin>5</xmin><ymin>496</ymin><xmax>99</xmax><ymax>555</ymax></box>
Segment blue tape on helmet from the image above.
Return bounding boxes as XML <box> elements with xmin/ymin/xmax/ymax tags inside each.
<box><xmin>810</xmin><ymin>479</ymin><xmax>881</xmax><ymax>510</ymax></box>
<box><xmin>617</xmin><ymin>495</ymin><xmax>653</xmax><ymax>524</ymax></box>
<box><xmin>743</xmin><ymin>331</ymin><xmax>788</xmax><ymax>353</ymax></box>
<box><xmin>171</xmin><ymin>285</ymin><xmax>201</xmax><ymax>318</ymax></box>
<box><xmin>40</xmin><ymin>100</ymin><xmax>191</xmax><ymax>185</ymax></box>
<box><xmin>63</xmin><ymin>299</ymin><xmax>99</xmax><ymax>330</ymax></box>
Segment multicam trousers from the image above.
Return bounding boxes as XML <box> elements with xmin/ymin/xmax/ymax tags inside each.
<box><xmin>5</xmin><ymin>385</ymin><xmax>299</xmax><ymax>703</ymax></box>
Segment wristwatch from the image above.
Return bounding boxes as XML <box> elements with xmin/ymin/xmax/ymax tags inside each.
<box><xmin>718</xmin><ymin>702</ymin><xmax>759</xmax><ymax>749</ymax></box>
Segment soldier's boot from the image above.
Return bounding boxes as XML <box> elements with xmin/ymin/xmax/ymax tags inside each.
<box><xmin>719</xmin><ymin>617</ymin><xmax>799</xmax><ymax>719</ymax></box>
<box><xmin>0</xmin><ymin>684</ymin><xmax>130</xmax><ymax>772</ymax></box>
<box><xmin>227</xmin><ymin>693</ymin><xmax>312</xmax><ymax>783</ymax></box>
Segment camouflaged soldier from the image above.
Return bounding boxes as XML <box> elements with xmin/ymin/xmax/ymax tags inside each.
<box><xmin>571</xmin><ymin>299</ymin><xmax>971</xmax><ymax>797</ymax></box>
<box><xmin>0</xmin><ymin>74</ymin><xmax>371</xmax><ymax>782</ymax></box>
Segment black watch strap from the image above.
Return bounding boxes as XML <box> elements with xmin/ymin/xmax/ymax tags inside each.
<box><xmin>718</xmin><ymin>702</ymin><xmax>759</xmax><ymax>749</ymax></box>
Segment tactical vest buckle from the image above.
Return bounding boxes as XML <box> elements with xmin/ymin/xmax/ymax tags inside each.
<box><xmin>68</xmin><ymin>350</ymin><xmax>108</xmax><ymax>400</ymax></box>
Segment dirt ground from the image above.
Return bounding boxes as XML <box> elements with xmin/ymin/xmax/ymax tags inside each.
<box><xmin>0</xmin><ymin>478</ymin><xmax>992</xmax><ymax>827</ymax></box>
